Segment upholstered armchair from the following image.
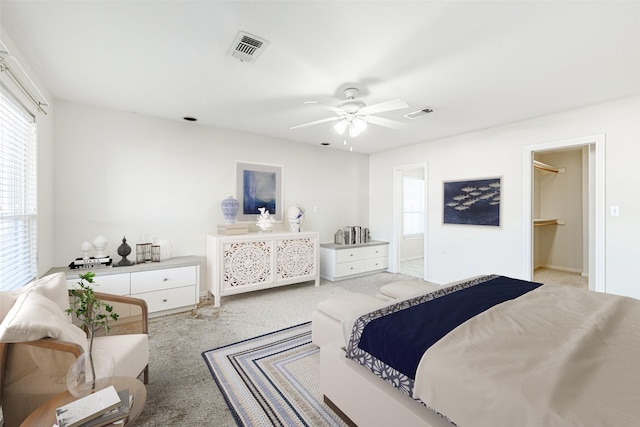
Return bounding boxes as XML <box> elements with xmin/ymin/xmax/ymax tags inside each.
<box><xmin>0</xmin><ymin>273</ymin><xmax>149</xmax><ymax>427</ymax></box>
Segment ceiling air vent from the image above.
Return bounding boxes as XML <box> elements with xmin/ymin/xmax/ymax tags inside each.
<box><xmin>227</xmin><ymin>31</ymin><xmax>269</xmax><ymax>63</ymax></box>
<box><xmin>404</xmin><ymin>107</ymin><xmax>435</xmax><ymax>120</ymax></box>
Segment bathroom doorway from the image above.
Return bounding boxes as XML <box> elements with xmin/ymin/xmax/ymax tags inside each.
<box><xmin>393</xmin><ymin>162</ymin><xmax>427</xmax><ymax>280</ymax></box>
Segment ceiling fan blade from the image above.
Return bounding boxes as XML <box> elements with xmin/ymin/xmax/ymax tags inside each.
<box><xmin>290</xmin><ymin>116</ymin><xmax>341</xmax><ymax>130</ymax></box>
<box><xmin>360</xmin><ymin>99</ymin><xmax>409</xmax><ymax>115</ymax></box>
<box><xmin>364</xmin><ymin>115</ymin><xmax>409</xmax><ymax>130</ymax></box>
<box><xmin>305</xmin><ymin>101</ymin><xmax>342</xmax><ymax>113</ymax></box>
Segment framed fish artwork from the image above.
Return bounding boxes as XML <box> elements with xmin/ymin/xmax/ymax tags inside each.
<box><xmin>443</xmin><ymin>177</ymin><xmax>501</xmax><ymax>226</ymax></box>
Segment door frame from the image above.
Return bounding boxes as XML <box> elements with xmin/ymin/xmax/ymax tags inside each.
<box><xmin>392</xmin><ymin>162</ymin><xmax>428</xmax><ymax>279</ymax></box>
<box><xmin>523</xmin><ymin>134</ymin><xmax>605</xmax><ymax>292</ymax></box>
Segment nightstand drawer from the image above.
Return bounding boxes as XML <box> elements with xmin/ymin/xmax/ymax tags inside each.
<box><xmin>364</xmin><ymin>245</ymin><xmax>388</xmax><ymax>259</ymax></box>
<box><xmin>134</xmin><ymin>286</ymin><xmax>196</xmax><ymax>312</ymax></box>
<box><xmin>335</xmin><ymin>260</ymin><xmax>365</xmax><ymax>277</ymax></box>
<box><xmin>130</xmin><ymin>266</ymin><xmax>196</xmax><ymax>293</ymax></box>
<box><xmin>365</xmin><ymin>256</ymin><xmax>388</xmax><ymax>271</ymax></box>
<box><xmin>336</xmin><ymin>248</ymin><xmax>366</xmax><ymax>263</ymax></box>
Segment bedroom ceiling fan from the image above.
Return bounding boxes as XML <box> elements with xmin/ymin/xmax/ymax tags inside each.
<box><xmin>290</xmin><ymin>88</ymin><xmax>409</xmax><ymax>137</ymax></box>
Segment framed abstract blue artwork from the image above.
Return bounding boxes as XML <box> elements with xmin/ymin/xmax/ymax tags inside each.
<box><xmin>443</xmin><ymin>177</ymin><xmax>501</xmax><ymax>226</ymax></box>
<box><xmin>236</xmin><ymin>161</ymin><xmax>283</xmax><ymax>222</ymax></box>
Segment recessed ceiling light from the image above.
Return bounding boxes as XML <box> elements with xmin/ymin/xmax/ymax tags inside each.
<box><xmin>183</xmin><ymin>117</ymin><xmax>197</xmax><ymax>122</ymax></box>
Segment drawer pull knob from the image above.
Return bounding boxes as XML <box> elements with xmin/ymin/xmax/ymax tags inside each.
<box><xmin>163</xmin><ymin>278</ymin><xmax>168</xmax><ymax>281</ymax></box>
<box><xmin>163</xmin><ymin>299</ymin><xmax>168</xmax><ymax>302</ymax></box>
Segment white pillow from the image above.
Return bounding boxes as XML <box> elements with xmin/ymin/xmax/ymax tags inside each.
<box><xmin>0</xmin><ymin>292</ymin><xmax>18</xmax><ymax>323</ymax></box>
<box><xmin>0</xmin><ymin>289</ymin><xmax>87</xmax><ymax>352</ymax></box>
<box><xmin>14</xmin><ymin>272</ymin><xmax>70</xmax><ymax>313</ymax></box>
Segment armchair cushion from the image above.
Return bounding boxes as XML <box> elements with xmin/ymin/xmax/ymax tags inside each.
<box><xmin>0</xmin><ymin>289</ymin><xmax>87</xmax><ymax>351</ymax></box>
<box><xmin>93</xmin><ymin>334</ymin><xmax>149</xmax><ymax>378</ymax></box>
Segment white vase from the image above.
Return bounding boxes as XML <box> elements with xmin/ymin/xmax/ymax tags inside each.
<box><xmin>66</xmin><ymin>348</ymin><xmax>115</xmax><ymax>397</ymax></box>
<box><xmin>158</xmin><ymin>240</ymin><xmax>173</xmax><ymax>261</ymax></box>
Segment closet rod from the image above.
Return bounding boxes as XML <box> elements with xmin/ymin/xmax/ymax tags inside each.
<box><xmin>533</xmin><ymin>160</ymin><xmax>565</xmax><ymax>174</ymax></box>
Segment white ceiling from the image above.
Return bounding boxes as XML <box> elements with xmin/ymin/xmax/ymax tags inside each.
<box><xmin>2</xmin><ymin>1</ymin><xmax>639</xmax><ymax>153</ymax></box>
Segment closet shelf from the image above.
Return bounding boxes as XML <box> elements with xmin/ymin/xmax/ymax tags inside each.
<box><xmin>533</xmin><ymin>218</ymin><xmax>566</xmax><ymax>227</ymax></box>
<box><xmin>533</xmin><ymin>160</ymin><xmax>565</xmax><ymax>174</ymax></box>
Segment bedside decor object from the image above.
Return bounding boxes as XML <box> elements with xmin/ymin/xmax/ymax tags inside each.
<box><xmin>152</xmin><ymin>245</ymin><xmax>161</xmax><ymax>262</ymax></box>
<box><xmin>136</xmin><ymin>244</ymin><xmax>145</xmax><ymax>264</ymax></box>
<box><xmin>81</xmin><ymin>241</ymin><xmax>92</xmax><ymax>259</ymax></box>
<box><xmin>443</xmin><ymin>177</ymin><xmax>502</xmax><ymax>226</ymax></box>
<box><xmin>236</xmin><ymin>161</ymin><xmax>283</xmax><ymax>222</ymax></box>
<box><xmin>256</xmin><ymin>207</ymin><xmax>275</xmax><ymax>232</ymax></box>
<box><xmin>217</xmin><ymin>223</ymin><xmax>249</xmax><ymax>235</ymax></box>
<box><xmin>157</xmin><ymin>239</ymin><xmax>173</xmax><ymax>260</ymax></box>
<box><xmin>92</xmin><ymin>236</ymin><xmax>109</xmax><ymax>258</ymax></box>
<box><xmin>66</xmin><ymin>272</ymin><xmax>119</xmax><ymax>396</ymax></box>
<box><xmin>55</xmin><ymin>384</ymin><xmax>121</xmax><ymax>427</ymax></box>
<box><xmin>221</xmin><ymin>196</ymin><xmax>240</xmax><ymax>224</ymax></box>
<box><xmin>115</xmin><ymin>237</ymin><xmax>133</xmax><ymax>266</ymax></box>
<box><xmin>287</xmin><ymin>204</ymin><xmax>305</xmax><ymax>232</ymax></box>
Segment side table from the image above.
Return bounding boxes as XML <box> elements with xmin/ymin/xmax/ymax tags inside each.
<box><xmin>20</xmin><ymin>376</ymin><xmax>146</xmax><ymax>426</ymax></box>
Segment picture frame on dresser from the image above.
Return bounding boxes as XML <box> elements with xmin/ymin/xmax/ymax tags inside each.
<box><xmin>236</xmin><ymin>161</ymin><xmax>283</xmax><ymax>223</ymax></box>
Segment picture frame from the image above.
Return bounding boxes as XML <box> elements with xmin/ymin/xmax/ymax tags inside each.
<box><xmin>443</xmin><ymin>177</ymin><xmax>501</xmax><ymax>226</ymax></box>
<box><xmin>236</xmin><ymin>161</ymin><xmax>283</xmax><ymax>222</ymax></box>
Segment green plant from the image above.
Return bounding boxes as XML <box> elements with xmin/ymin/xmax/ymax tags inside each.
<box><xmin>66</xmin><ymin>271</ymin><xmax>119</xmax><ymax>388</ymax></box>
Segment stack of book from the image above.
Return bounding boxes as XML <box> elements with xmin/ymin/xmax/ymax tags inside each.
<box><xmin>55</xmin><ymin>385</ymin><xmax>132</xmax><ymax>427</ymax></box>
<box><xmin>217</xmin><ymin>223</ymin><xmax>249</xmax><ymax>235</ymax></box>
<box><xmin>68</xmin><ymin>257</ymin><xmax>113</xmax><ymax>270</ymax></box>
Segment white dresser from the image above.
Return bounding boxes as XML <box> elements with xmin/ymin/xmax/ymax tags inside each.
<box><xmin>319</xmin><ymin>241</ymin><xmax>389</xmax><ymax>281</ymax></box>
<box><xmin>46</xmin><ymin>256</ymin><xmax>201</xmax><ymax>317</ymax></box>
<box><xmin>207</xmin><ymin>231</ymin><xmax>319</xmax><ymax>306</ymax></box>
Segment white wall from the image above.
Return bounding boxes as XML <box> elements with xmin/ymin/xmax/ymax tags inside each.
<box><xmin>370</xmin><ymin>95</ymin><xmax>640</xmax><ymax>299</ymax></box>
<box><xmin>52</xmin><ymin>101</ymin><xmax>369</xmax><ymax>290</ymax></box>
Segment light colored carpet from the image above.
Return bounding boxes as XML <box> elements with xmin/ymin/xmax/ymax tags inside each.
<box><xmin>131</xmin><ymin>271</ymin><xmax>411</xmax><ymax>426</ymax></box>
<box><xmin>533</xmin><ymin>267</ymin><xmax>588</xmax><ymax>290</ymax></box>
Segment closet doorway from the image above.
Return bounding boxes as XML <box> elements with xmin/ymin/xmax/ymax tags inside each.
<box><xmin>523</xmin><ymin>135</ymin><xmax>605</xmax><ymax>292</ymax></box>
<box><xmin>393</xmin><ymin>162</ymin><xmax>427</xmax><ymax>280</ymax></box>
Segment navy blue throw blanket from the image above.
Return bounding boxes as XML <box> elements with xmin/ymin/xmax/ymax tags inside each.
<box><xmin>357</xmin><ymin>276</ymin><xmax>542</xmax><ymax>379</ymax></box>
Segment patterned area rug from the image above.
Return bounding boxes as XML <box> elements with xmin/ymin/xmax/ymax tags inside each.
<box><xmin>202</xmin><ymin>322</ymin><xmax>347</xmax><ymax>427</ymax></box>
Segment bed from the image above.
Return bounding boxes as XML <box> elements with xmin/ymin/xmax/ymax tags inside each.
<box><xmin>320</xmin><ymin>275</ymin><xmax>640</xmax><ymax>427</ymax></box>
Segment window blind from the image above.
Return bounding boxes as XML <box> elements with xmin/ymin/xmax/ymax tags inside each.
<box><xmin>403</xmin><ymin>176</ymin><xmax>425</xmax><ymax>237</ymax></box>
<box><xmin>0</xmin><ymin>85</ymin><xmax>37</xmax><ymax>291</ymax></box>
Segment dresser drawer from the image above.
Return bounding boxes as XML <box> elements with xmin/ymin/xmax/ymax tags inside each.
<box><xmin>365</xmin><ymin>256</ymin><xmax>389</xmax><ymax>272</ymax></box>
<box><xmin>335</xmin><ymin>260</ymin><xmax>365</xmax><ymax>277</ymax></box>
<box><xmin>67</xmin><ymin>273</ymin><xmax>130</xmax><ymax>296</ymax></box>
<box><xmin>130</xmin><ymin>266</ymin><xmax>196</xmax><ymax>293</ymax></box>
<box><xmin>364</xmin><ymin>245</ymin><xmax>388</xmax><ymax>259</ymax></box>
<box><xmin>336</xmin><ymin>248</ymin><xmax>366</xmax><ymax>263</ymax></box>
<box><xmin>134</xmin><ymin>286</ymin><xmax>196</xmax><ymax>312</ymax></box>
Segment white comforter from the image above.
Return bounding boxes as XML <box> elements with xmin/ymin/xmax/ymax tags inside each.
<box><xmin>413</xmin><ymin>284</ymin><xmax>640</xmax><ymax>427</ymax></box>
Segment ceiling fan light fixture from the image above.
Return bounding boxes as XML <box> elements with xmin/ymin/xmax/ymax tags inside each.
<box><xmin>333</xmin><ymin>119</ymin><xmax>349</xmax><ymax>135</ymax></box>
<box><xmin>352</xmin><ymin>117</ymin><xmax>367</xmax><ymax>133</ymax></box>
<box><xmin>348</xmin><ymin>125</ymin><xmax>361</xmax><ymax>138</ymax></box>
